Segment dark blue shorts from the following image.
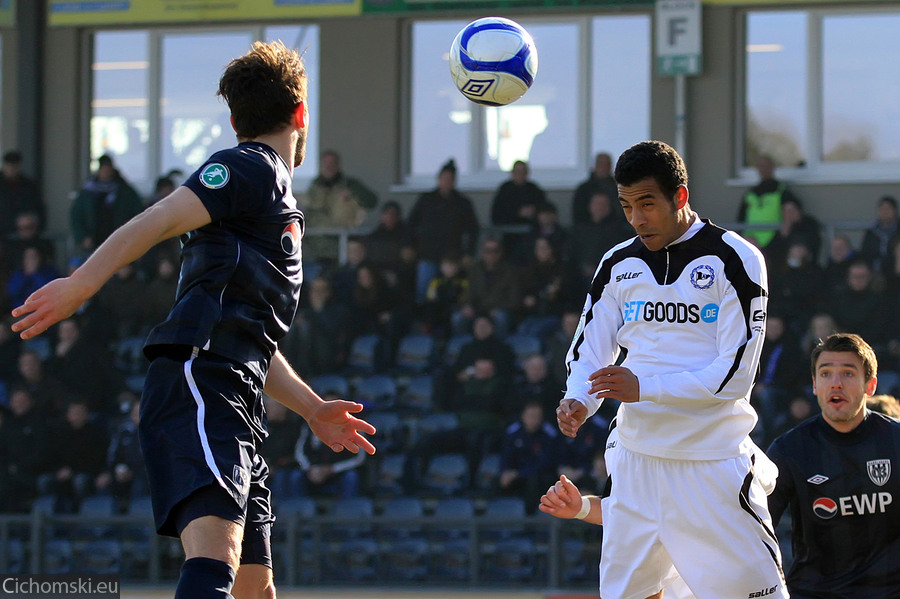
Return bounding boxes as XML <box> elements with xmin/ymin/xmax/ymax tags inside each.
<box><xmin>139</xmin><ymin>350</ymin><xmax>274</xmax><ymax>566</ymax></box>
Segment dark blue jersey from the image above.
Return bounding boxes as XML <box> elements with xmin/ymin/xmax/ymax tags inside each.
<box><xmin>144</xmin><ymin>142</ymin><xmax>303</xmax><ymax>373</ymax></box>
<box><xmin>767</xmin><ymin>411</ymin><xmax>900</xmax><ymax>599</ymax></box>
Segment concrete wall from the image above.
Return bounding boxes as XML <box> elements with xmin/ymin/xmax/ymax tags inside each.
<box><xmin>6</xmin><ymin>4</ymin><xmax>900</xmax><ymax>245</ymax></box>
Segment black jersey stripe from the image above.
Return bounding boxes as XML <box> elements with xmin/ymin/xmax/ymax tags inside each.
<box><xmin>567</xmin><ymin>238</ymin><xmax>641</xmax><ymax>377</ymax></box>
<box><xmin>739</xmin><ymin>464</ymin><xmax>786</xmax><ymax>586</ymax></box>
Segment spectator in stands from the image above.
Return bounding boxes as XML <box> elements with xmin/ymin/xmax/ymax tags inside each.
<box><xmin>751</xmin><ymin>313</ymin><xmax>808</xmax><ymax>442</ymax></box>
<box><xmin>491</xmin><ymin>160</ymin><xmax>547</xmax><ymax>227</ymax></box>
<box><xmin>327</xmin><ymin>236</ymin><xmax>366</xmax><ymax>304</ymax></box>
<box><xmin>147</xmin><ymin>171</ymin><xmax>178</xmax><ymax>206</ymax></box>
<box><xmin>451</xmin><ymin>314</ymin><xmax>518</xmax><ymax>391</ymax></box>
<box><xmin>737</xmin><ymin>154</ymin><xmax>800</xmax><ymax>249</ymax></box>
<box><xmin>767</xmin><ymin>395</ymin><xmax>816</xmax><ymax>446</ymax></box>
<box><xmin>546</xmin><ymin>309</ymin><xmax>582</xmax><ymax>390</ymax></box>
<box><xmin>0</xmin><ymin>315</ymin><xmax>22</xmax><ymax>386</ymax></box>
<box><xmin>570</xmin><ymin>191</ymin><xmax>633</xmax><ymax>281</ymax></box>
<box><xmin>828</xmin><ymin>259</ymin><xmax>889</xmax><ymax>351</ymax></box>
<box><xmin>279</xmin><ymin>277</ymin><xmax>349</xmax><ymax>379</ymax></box>
<box><xmin>47</xmin><ymin>316</ymin><xmax>121</xmax><ymax>415</ymax></box>
<box><xmin>303</xmin><ymin>150</ymin><xmax>379</xmax><ymax>265</ymax></box>
<box><xmin>6</xmin><ymin>245</ymin><xmax>60</xmax><ymax>310</ymax></box>
<box><xmin>294</xmin><ymin>391</ymin><xmax>366</xmax><ymax>498</ymax></box>
<box><xmin>517</xmin><ymin>236</ymin><xmax>582</xmax><ymax>341</ymax></box>
<box><xmin>349</xmin><ymin>263</ymin><xmax>408</xmax><ymax>348</ymax></box>
<box><xmin>408</xmin><ymin>159</ymin><xmax>480</xmax><ymax>302</ymax></box>
<box><xmin>768</xmin><ymin>241</ymin><xmax>825</xmax><ymax>335</ymax></box>
<box><xmin>499</xmin><ymin>400</ymin><xmax>560</xmax><ymax>513</ymax></box>
<box><xmin>363</xmin><ymin>200</ymin><xmax>415</xmax><ymax>286</ymax></box>
<box><xmin>0</xmin><ymin>386</ymin><xmax>48</xmax><ymax>513</ymax></box>
<box><xmin>510</xmin><ymin>353</ymin><xmax>561</xmax><ymax>423</ymax></box>
<box><xmin>143</xmin><ymin>251</ymin><xmax>180</xmax><ymax>329</ymax></box>
<box><xmin>7</xmin><ymin>211</ymin><xmax>55</xmax><ymax>269</ymax></box>
<box><xmin>823</xmin><ymin>234</ymin><xmax>858</xmax><ymax>294</ymax></box>
<box><xmin>97</xmin><ymin>263</ymin><xmax>152</xmax><ymax>340</ymax></box>
<box><xmin>259</xmin><ymin>397</ymin><xmax>303</xmax><ymax>499</ymax></box>
<box><xmin>800</xmin><ymin>312</ymin><xmax>840</xmax><ymax>357</ymax></box>
<box><xmin>0</xmin><ymin>150</ymin><xmax>44</xmax><ymax>238</ymax></box>
<box><xmin>305</xmin><ymin>150</ymin><xmax>378</xmax><ymax>228</ymax></box>
<box><xmin>571</xmin><ymin>152</ymin><xmax>620</xmax><ymax>226</ymax></box>
<box><xmin>557</xmin><ymin>414</ymin><xmax>610</xmax><ymax>495</ymax></box>
<box><xmin>422</xmin><ymin>250</ymin><xmax>469</xmax><ymax>338</ymax></box>
<box><xmin>452</xmin><ymin>236</ymin><xmax>521</xmax><ymax>338</ymax></box>
<box><xmin>15</xmin><ymin>349</ymin><xmax>72</xmax><ymax>421</ymax></box>
<box><xmin>514</xmin><ymin>202</ymin><xmax>571</xmax><ymax>266</ymax></box>
<box><xmin>867</xmin><ymin>394</ymin><xmax>900</xmax><ymax>419</ymax></box>
<box><xmin>861</xmin><ymin>195</ymin><xmax>900</xmax><ymax>275</ymax></box>
<box><xmin>95</xmin><ymin>399</ymin><xmax>148</xmax><ymax>513</ymax></box>
<box><xmin>39</xmin><ymin>399</ymin><xmax>109</xmax><ymax>513</ymax></box>
<box><xmin>406</xmin><ymin>354</ymin><xmax>511</xmax><ymax>491</ymax></box>
<box><xmin>70</xmin><ymin>154</ymin><xmax>143</xmax><ymax>254</ymax></box>
<box><xmin>764</xmin><ymin>197</ymin><xmax>822</xmax><ymax>275</ymax></box>
<box><xmin>491</xmin><ymin>160</ymin><xmax>547</xmax><ymax>255</ymax></box>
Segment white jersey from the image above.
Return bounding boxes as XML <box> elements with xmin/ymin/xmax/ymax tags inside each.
<box><xmin>565</xmin><ymin>215</ymin><xmax>768</xmax><ymax>460</ymax></box>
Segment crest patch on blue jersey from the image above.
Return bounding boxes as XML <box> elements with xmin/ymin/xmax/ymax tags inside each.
<box><xmin>200</xmin><ymin>163</ymin><xmax>230</xmax><ymax>189</ymax></box>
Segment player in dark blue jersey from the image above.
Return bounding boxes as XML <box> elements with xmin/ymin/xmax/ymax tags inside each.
<box><xmin>11</xmin><ymin>41</ymin><xmax>376</xmax><ymax>599</ymax></box>
<box><xmin>768</xmin><ymin>333</ymin><xmax>900</xmax><ymax>599</ymax></box>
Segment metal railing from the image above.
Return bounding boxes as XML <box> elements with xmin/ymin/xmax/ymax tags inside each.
<box><xmin>0</xmin><ymin>511</ymin><xmax>603</xmax><ymax>589</ymax></box>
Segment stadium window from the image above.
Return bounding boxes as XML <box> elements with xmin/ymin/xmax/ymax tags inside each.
<box><xmin>742</xmin><ymin>8</ymin><xmax>900</xmax><ymax>182</ymax></box>
<box><xmin>92</xmin><ymin>31</ymin><xmax>151</xmax><ymax>186</ymax></box>
<box><xmin>407</xmin><ymin>14</ymin><xmax>650</xmax><ymax>189</ymax></box>
<box><xmin>91</xmin><ymin>26</ymin><xmax>319</xmax><ymax>195</ymax></box>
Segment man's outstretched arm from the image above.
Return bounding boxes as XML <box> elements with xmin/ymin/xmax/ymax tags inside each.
<box><xmin>11</xmin><ymin>188</ymin><xmax>211</xmax><ymax>339</ymax></box>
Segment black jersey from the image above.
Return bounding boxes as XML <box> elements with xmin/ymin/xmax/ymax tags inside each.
<box><xmin>767</xmin><ymin>411</ymin><xmax>900</xmax><ymax>599</ymax></box>
<box><xmin>144</xmin><ymin>142</ymin><xmax>303</xmax><ymax>372</ymax></box>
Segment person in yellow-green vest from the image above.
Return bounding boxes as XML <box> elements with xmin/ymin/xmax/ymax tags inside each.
<box><xmin>737</xmin><ymin>154</ymin><xmax>800</xmax><ymax>248</ymax></box>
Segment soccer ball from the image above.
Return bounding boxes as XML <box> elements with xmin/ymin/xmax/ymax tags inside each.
<box><xmin>448</xmin><ymin>17</ymin><xmax>538</xmax><ymax>107</ymax></box>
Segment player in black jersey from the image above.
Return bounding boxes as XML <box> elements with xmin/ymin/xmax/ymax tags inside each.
<box><xmin>768</xmin><ymin>333</ymin><xmax>900</xmax><ymax>599</ymax></box>
<box><xmin>11</xmin><ymin>41</ymin><xmax>376</xmax><ymax>599</ymax></box>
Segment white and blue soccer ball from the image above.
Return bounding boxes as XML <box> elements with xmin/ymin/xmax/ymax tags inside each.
<box><xmin>448</xmin><ymin>17</ymin><xmax>538</xmax><ymax>107</ymax></box>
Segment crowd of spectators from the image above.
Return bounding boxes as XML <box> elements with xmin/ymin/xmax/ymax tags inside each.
<box><xmin>2</xmin><ymin>149</ymin><xmax>900</xmax><ymax>518</ymax></box>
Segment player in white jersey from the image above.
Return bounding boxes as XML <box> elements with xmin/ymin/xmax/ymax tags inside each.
<box><xmin>556</xmin><ymin>141</ymin><xmax>788</xmax><ymax>599</ymax></box>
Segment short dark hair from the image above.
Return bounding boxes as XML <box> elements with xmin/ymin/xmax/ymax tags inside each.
<box><xmin>3</xmin><ymin>150</ymin><xmax>22</xmax><ymax>164</ymax></box>
<box><xmin>879</xmin><ymin>195</ymin><xmax>898</xmax><ymax>211</ymax></box>
<box><xmin>614</xmin><ymin>140</ymin><xmax>688</xmax><ymax>200</ymax></box>
<box><xmin>218</xmin><ymin>41</ymin><xmax>308</xmax><ymax>140</ymax></box>
<box><xmin>810</xmin><ymin>333</ymin><xmax>878</xmax><ymax>382</ymax></box>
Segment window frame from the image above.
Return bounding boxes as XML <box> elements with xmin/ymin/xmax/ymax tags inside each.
<box><xmin>734</xmin><ymin>5</ymin><xmax>900</xmax><ymax>186</ymax></box>
<box><xmin>399</xmin><ymin>11</ymin><xmax>650</xmax><ymax>193</ymax></box>
<box><xmin>85</xmin><ymin>24</ymin><xmax>320</xmax><ymax>196</ymax></box>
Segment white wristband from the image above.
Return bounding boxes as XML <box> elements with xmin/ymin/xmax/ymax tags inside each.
<box><xmin>574</xmin><ymin>496</ymin><xmax>591</xmax><ymax>520</ymax></box>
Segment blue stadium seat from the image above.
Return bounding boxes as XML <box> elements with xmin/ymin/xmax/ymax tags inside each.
<box><xmin>443</xmin><ymin>334</ymin><xmax>473</xmax><ymax>366</ymax></box>
<box><xmin>428</xmin><ymin>498</ymin><xmax>476</xmax><ymax>581</ymax></box>
<box><xmin>353</xmin><ymin>374</ymin><xmax>397</xmax><ymax>411</ymax></box>
<box><xmin>394</xmin><ymin>333</ymin><xmax>436</xmax><ymax>374</ymax></box>
<box><xmin>365</xmin><ymin>410</ymin><xmax>406</xmax><ymax>453</ymax></box>
<box><xmin>421</xmin><ymin>453</ymin><xmax>470</xmax><ymax>497</ymax></box>
<box><xmin>346</xmin><ymin>334</ymin><xmax>387</xmax><ymax>375</ymax></box>
<box><xmin>370</xmin><ymin>453</ymin><xmax>407</xmax><ymax>498</ymax></box>
<box><xmin>398</xmin><ymin>374</ymin><xmax>434</xmax><ymax>413</ymax></box>
<box><xmin>309</xmin><ymin>373</ymin><xmax>351</xmax><ymax>398</ymax></box>
<box><xmin>323</xmin><ymin>497</ymin><xmax>378</xmax><ymax>581</ymax></box>
<box><xmin>379</xmin><ymin>497</ymin><xmax>428</xmax><ymax>581</ymax></box>
<box><xmin>504</xmin><ymin>333</ymin><xmax>543</xmax><ymax>368</ymax></box>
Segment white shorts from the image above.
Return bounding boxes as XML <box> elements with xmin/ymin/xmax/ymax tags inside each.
<box><xmin>599</xmin><ymin>429</ymin><xmax>788</xmax><ymax>599</ymax></box>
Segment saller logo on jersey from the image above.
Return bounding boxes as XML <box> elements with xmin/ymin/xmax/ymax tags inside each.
<box><xmin>868</xmin><ymin>459</ymin><xmax>891</xmax><ymax>486</ymax></box>
<box><xmin>200</xmin><ymin>163</ymin><xmax>230</xmax><ymax>189</ymax></box>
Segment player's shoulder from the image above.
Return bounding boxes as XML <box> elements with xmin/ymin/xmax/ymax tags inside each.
<box><xmin>769</xmin><ymin>415</ymin><xmax>821</xmax><ymax>452</ymax></box>
<box><xmin>869</xmin><ymin>410</ymin><xmax>900</xmax><ymax>432</ymax></box>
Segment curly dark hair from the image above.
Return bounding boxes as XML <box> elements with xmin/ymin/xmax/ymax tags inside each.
<box><xmin>218</xmin><ymin>40</ymin><xmax>308</xmax><ymax>140</ymax></box>
<box><xmin>614</xmin><ymin>140</ymin><xmax>688</xmax><ymax>200</ymax></box>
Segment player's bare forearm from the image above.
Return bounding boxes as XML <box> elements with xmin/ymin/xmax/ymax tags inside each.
<box><xmin>11</xmin><ymin>188</ymin><xmax>211</xmax><ymax>340</ymax></box>
<box><xmin>266</xmin><ymin>351</ymin><xmax>376</xmax><ymax>455</ymax></box>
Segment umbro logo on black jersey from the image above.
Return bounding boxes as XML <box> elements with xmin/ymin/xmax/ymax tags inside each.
<box><xmin>615</xmin><ymin>271</ymin><xmax>642</xmax><ymax>282</ymax></box>
<box><xmin>807</xmin><ymin>474</ymin><xmax>829</xmax><ymax>485</ymax></box>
